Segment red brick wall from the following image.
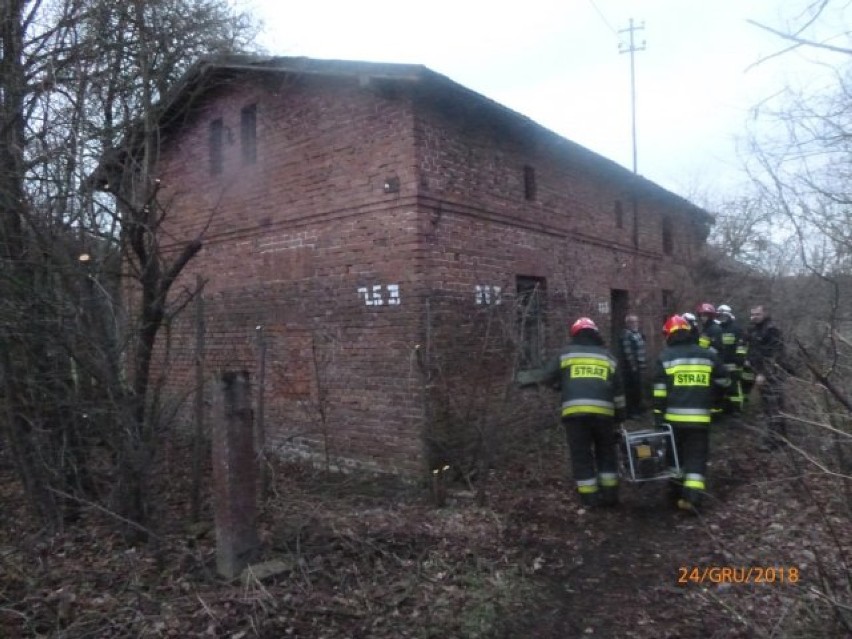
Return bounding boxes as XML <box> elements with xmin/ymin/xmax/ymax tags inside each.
<box><xmin>153</xmin><ymin>74</ymin><xmax>427</xmax><ymax>474</ymax></box>
<box><xmin>149</xmin><ymin>69</ymin><xmax>706</xmax><ymax>475</ymax></box>
<box><xmin>411</xmin><ymin>90</ymin><xmax>701</xmax><ymax>372</ymax></box>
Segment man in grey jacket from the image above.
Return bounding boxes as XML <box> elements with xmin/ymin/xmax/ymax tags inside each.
<box><xmin>620</xmin><ymin>314</ymin><xmax>647</xmax><ymax>419</ymax></box>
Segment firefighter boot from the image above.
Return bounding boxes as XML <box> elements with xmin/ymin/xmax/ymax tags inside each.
<box><xmin>600</xmin><ymin>486</ymin><xmax>619</xmax><ymax>507</ymax></box>
<box><xmin>578</xmin><ymin>489</ymin><xmax>601</xmax><ymax>508</ymax></box>
<box><xmin>668</xmin><ymin>475</ymin><xmax>684</xmax><ymax>508</ymax></box>
<box><xmin>678</xmin><ymin>485</ymin><xmax>703</xmax><ymax>514</ymax></box>
<box><xmin>598</xmin><ymin>473</ymin><xmax>619</xmax><ymax>507</ymax></box>
<box><xmin>676</xmin><ymin>498</ymin><xmax>698</xmax><ymax>513</ymax></box>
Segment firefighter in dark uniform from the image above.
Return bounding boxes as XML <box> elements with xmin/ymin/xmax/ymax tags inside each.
<box><xmin>716</xmin><ymin>304</ymin><xmax>748</xmax><ymax>413</ymax></box>
<box><xmin>653</xmin><ymin>315</ymin><xmax>730</xmax><ymax>511</ymax></box>
<box><xmin>681</xmin><ymin>312</ymin><xmax>701</xmax><ymax>345</ymax></box>
<box><xmin>530</xmin><ymin>317</ymin><xmax>626</xmax><ymax>507</ymax></box>
<box><xmin>696</xmin><ymin>302</ymin><xmax>723</xmax><ymax>351</ymax></box>
<box><xmin>686</xmin><ymin>309</ymin><xmax>725</xmax><ymax>417</ymax></box>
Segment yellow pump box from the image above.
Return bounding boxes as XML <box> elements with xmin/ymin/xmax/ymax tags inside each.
<box><xmin>619</xmin><ymin>424</ymin><xmax>680</xmax><ymax>482</ymax></box>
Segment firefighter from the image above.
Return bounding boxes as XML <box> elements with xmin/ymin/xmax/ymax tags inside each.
<box><xmin>653</xmin><ymin>315</ymin><xmax>730</xmax><ymax>511</ymax></box>
<box><xmin>525</xmin><ymin>317</ymin><xmax>626</xmax><ymax>507</ymax></box>
<box><xmin>716</xmin><ymin>304</ymin><xmax>748</xmax><ymax>413</ymax></box>
<box><xmin>732</xmin><ymin>310</ymin><xmax>757</xmax><ymax>404</ymax></box>
<box><xmin>696</xmin><ymin>302</ymin><xmax>723</xmax><ymax>351</ymax></box>
<box><xmin>681</xmin><ymin>312</ymin><xmax>701</xmax><ymax>345</ymax></box>
<box><xmin>685</xmin><ymin>310</ymin><xmax>724</xmax><ymax>417</ymax></box>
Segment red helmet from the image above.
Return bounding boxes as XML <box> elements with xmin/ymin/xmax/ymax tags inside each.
<box><xmin>570</xmin><ymin>317</ymin><xmax>598</xmax><ymax>336</ymax></box>
<box><xmin>663</xmin><ymin>314</ymin><xmax>690</xmax><ymax>337</ymax></box>
<box><xmin>696</xmin><ymin>302</ymin><xmax>716</xmax><ymax>316</ymax></box>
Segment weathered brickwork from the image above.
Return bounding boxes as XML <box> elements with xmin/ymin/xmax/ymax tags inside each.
<box><xmin>148</xmin><ymin>59</ymin><xmax>708</xmax><ymax>476</ymax></box>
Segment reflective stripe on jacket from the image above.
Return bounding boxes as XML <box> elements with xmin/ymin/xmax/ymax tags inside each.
<box><xmin>529</xmin><ymin>344</ymin><xmax>624</xmax><ymax>418</ymax></box>
<box><xmin>558</xmin><ymin>348</ymin><xmax>625</xmax><ymax>417</ymax></box>
<box><xmin>717</xmin><ymin>319</ymin><xmax>747</xmax><ymax>373</ymax></box>
<box><xmin>653</xmin><ymin>343</ymin><xmax>730</xmax><ymax>426</ymax></box>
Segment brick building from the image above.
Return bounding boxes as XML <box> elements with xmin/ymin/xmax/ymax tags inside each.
<box><xmin>144</xmin><ymin>55</ymin><xmax>711</xmax><ymax>476</ymax></box>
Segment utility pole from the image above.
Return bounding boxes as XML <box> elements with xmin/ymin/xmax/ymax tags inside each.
<box><xmin>618</xmin><ymin>18</ymin><xmax>645</xmax><ymax>174</ymax></box>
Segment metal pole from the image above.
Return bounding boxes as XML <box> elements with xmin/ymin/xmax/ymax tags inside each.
<box><xmin>619</xmin><ymin>18</ymin><xmax>645</xmax><ymax>175</ymax></box>
<box><xmin>629</xmin><ymin>19</ymin><xmax>638</xmax><ymax>174</ymax></box>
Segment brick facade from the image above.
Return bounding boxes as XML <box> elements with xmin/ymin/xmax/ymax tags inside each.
<box><xmin>148</xmin><ymin>57</ymin><xmax>710</xmax><ymax>477</ymax></box>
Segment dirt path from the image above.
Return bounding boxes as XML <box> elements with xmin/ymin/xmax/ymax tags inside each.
<box><xmin>490</xmin><ymin>416</ymin><xmax>844</xmax><ymax>639</ymax></box>
<box><xmin>495</xmin><ymin>471</ymin><xmax>716</xmax><ymax>637</ymax></box>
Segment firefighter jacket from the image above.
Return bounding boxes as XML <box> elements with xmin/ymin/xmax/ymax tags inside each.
<box><xmin>538</xmin><ymin>343</ymin><xmax>626</xmax><ymax>420</ymax></box>
<box><xmin>653</xmin><ymin>334</ymin><xmax>730</xmax><ymax>427</ymax></box>
<box><xmin>698</xmin><ymin>319</ymin><xmax>724</xmax><ymax>351</ymax></box>
<box><xmin>717</xmin><ymin>317</ymin><xmax>748</xmax><ymax>378</ymax></box>
<box><xmin>747</xmin><ymin>318</ymin><xmax>786</xmax><ymax>382</ymax></box>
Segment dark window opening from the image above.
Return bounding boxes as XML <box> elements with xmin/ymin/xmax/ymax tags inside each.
<box><xmin>611</xmin><ymin>288</ymin><xmax>629</xmax><ymax>348</ymax></box>
<box><xmin>662</xmin><ymin>289</ymin><xmax>674</xmax><ymax>320</ymax></box>
<box><xmin>517</xmin><ymin>275</ymin><xmax>546</xmax><ymax>367</ymax></box>
<box><xmin>241</xmin><ymin>104</ymin><xmax>257</xmax><ymax>164</ymax></box>
<box><xmin>615</xmin><ymin>200</ymin><xmax>624</xmax><ymax>229</ymax></box>
<box><xmin>662</xmin><ymin>216</ymin><xmax>673</xmax><ymax>255</ymax></box>
<box><xmin>209</xmin><ymin>118</ymin><xmax>223</xmax><ymax>175</ymax></box>
<box><xmin>523</xmin><ymin>165</ymin><xmax>536</xmax><ymax>201</ymax></box>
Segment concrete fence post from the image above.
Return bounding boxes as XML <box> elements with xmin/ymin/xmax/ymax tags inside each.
<box><xmin>213</xmin><ymin>370</ymin><xmax>259</xmax><ymax>579</ymax></box>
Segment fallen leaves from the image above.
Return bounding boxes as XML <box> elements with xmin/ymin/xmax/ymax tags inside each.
<box><xmin>0</xmin><ymin>422</ymin><xmax>849</xmax><ymax>638</ymax></box>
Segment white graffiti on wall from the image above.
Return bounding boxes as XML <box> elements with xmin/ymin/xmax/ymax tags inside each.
<box><xmin>475</xmin><ymin>285</ymin><xmax>502</xmax><ymax>305</ymax></box>
<box><xmin>387</xmin><ymin>284</ymin><xmax>400</xmax><ymax>305</ymax></box>
<box><xmin>357</xmin><ymin>283</ymin><xmax>401</xmax><ymax>306</ymax></box>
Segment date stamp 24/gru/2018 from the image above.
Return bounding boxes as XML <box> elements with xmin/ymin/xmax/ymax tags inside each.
<box><xmin>677</xmin><ymin>566</ymin><xmax>800</xmax><ymax>585</ymax></box>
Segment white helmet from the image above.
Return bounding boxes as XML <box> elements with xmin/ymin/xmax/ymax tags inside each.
<box><xmin>717</xmin><ymin>304</ymin><xmax>734</xmax><ymax>320</ymax></box>
<box><xmin>682</xmin><ymin>312</ymin><xmax>697</xmax><ymax>325</ymax></box>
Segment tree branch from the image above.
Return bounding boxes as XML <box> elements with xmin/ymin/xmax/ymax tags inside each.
<box><xmin>794</xmin><ymin>337</ymin><xmax>852</xmax><ymax>412</ymax></box>
<box><xmin>747</xmin><ymin>18</ymin><xmax>852</xmax><ymax>56</ymax></box>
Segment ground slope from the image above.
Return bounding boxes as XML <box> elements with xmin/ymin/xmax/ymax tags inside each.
<box><xmin>0</xmin><ymin>413</ymin><xmax>848</xmax><ymax>638</ymax></box>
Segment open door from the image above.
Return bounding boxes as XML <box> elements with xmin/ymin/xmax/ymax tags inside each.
<box><xmin>517</xmin><ymin>276</ymin><xmax>546</xmax><ymax>368</ymax></box>
<box><xmin>610</xmin><ymin>289</ymin><xmax>629</xmax><ymax>352</ymax></box>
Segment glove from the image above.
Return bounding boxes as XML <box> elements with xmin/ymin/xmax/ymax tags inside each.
<box><xmin>653</xmin><ymin>412</ymin><xmax>664</xmax><ymax>428</ymax></box>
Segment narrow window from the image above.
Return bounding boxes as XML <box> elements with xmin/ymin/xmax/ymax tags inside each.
<box><xmin>611</xmin><ymin>288</ymin><xmax>629</xmax><ymax>346</ymax></box>
<box><xmin>209</xmin><ymin>118</ymin><xmax>223</xmax><ymax>175</ymax></box>
<box><xmin>615</xmin><ymin>200</ymin><xmax>624</xmax><ymax>229</ymax></box>
<box><xmin>662</xmin><ymin>215</ymin><xmax>673</xmax><ymax>255</ymax></box>
<box><xmin>517</xmin><ymin>276</ymin><xmax>546</xmax><ymax>366</ymax></box>
<box><xmin>241</xmin><ymin>104</ymin><xmax>257</xmax><ymax>164</ymax></box>
<box><xmin>523</xmin><ymin>165</ymin><xmax>536</xmax><ymax>201</ymax></box>
<box><xmin>662</xmin><ymin>289</ymin><xmax>674</xmax><ymax>317</ymax></box>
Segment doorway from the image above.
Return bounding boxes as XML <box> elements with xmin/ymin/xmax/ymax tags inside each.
<box><xmin>610</xmin><ymin>289</ymin><xmax>629</xmax><ymax>351</ymax></box>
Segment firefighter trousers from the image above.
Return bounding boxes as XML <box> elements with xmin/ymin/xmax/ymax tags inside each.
<box><xmin>563</xmin><ymin>415</ymin><xmax>619</xmax><ymax>501</ymax></box>
<box><xmin>725</xmin><ymin>379</ymin><xmax>745</xmax><ymax>413</ymax></box>
<box><xmin>666</xmin><ymin>425</ymin><xmax>709</xmax><ymax>507</ymax></box>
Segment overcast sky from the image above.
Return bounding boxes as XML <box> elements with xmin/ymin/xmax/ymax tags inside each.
<box><xmin>239</xmin><ymin>0</ymin><xmax>850</xmax><ymax>200</ymax></box>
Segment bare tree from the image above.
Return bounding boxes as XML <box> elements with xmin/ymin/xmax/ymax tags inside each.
<box><xmin>0</xmin><ymin>0</ymin><xmax>257</xmax><ymax>534</ymax></box>
<box><xmin>705</xmin><ymin>3</ymin><xmax>852</xmax><ymax>632</ymax></box>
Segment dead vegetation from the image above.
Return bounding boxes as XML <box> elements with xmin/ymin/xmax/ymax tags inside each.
<box><xmin>1</xmin><ymin>404</ymin><xmax>848</xmax><ymax>639</ymax></box>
